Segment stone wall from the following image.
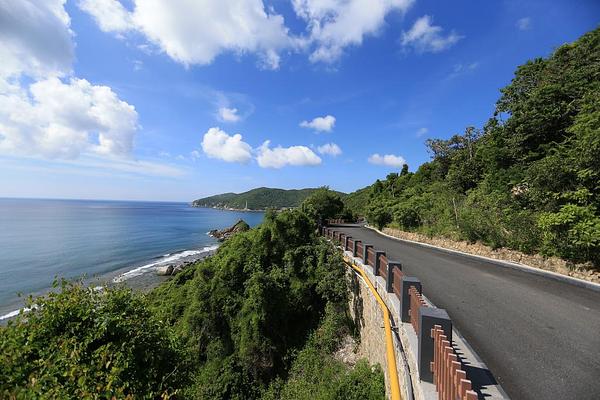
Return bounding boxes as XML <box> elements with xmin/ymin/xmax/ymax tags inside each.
<box><xmin>347</xmin><ymin>257</ymin><xmax>432</xmax><ymax>400</ymax></box>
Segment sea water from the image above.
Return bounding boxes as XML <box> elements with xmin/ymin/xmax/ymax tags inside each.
<box><xmin>0</xmin><ymin>198</ymin><xmax>264</xmax><ymax>319</ymax></box>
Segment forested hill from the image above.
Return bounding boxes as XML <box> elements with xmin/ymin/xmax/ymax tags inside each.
<box><xmin>192</xmin><ymin>187</ymin><xmax>345</xmax><ymax>210</ymax></box>
<box><xmin>346</xmin><ymin>27</ymin><xmax>600</xmax><ymax>267</ymax></box>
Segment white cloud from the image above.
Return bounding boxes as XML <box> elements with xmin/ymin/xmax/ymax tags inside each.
<box><xmin>218</xmin><ymin>107</ymin><xmax>241</xmax><ymax>123</ymax></box>
<box><xmin>416</xmin><ymin>127</ymin><xmax>428</xmax><ymax>137</ymax></box>
<box><xmin>293</xmin><ymin>0</ymin><xmax>414</xmax><ymax>63</ymax></box>
<box><xmin>257</xmin><ymin>140</ymin><xmax>321</xmax><ymax>168</ymax></box>
<box><xmin>78</xmin><ymin>0</ymin><xmax>133</xmax><ymax>33</ymax></box>
<box><xmin>516</xmin><ymin>17</ymin><xmax>531</xmax><ymax>31</ymax></box>
<box><xmin>401</xmin><ymin>15</ymin><xmax>462</xmax><ymax>53</ymax></box>
<box><xmin>0</xmin><ymin>77</ymin><xmax>138</xmax><ymax>159</ymax></box>
<box><xmin>0</xmin><ymin>0</ymin><xmax>140</xmax><ymax>162</ymax></box>
<box><xmin>201</xmin><ymin>127</ymin><xmax>252</xmax><ymax>163</ymax></box>
<box><xmin>78</xmin><ymin>0</ymin><xmax>291</xmax><ymax>69</ymax></box>
<box><xmin>300</xmin><ymin>115</ymin><xmax>336</xmax><ymax>132</ymax></box>
<box><xmin>368</xmin><ymin>153</ymin><xmax>406</xmax><ymax>167</ymax></box>
<box><xmin>317</xmin><ymin>142</ymin><xmax>342</xmax><ymax>156</ymax></box>
<box><xmin>0</xmin><ymin>0</ymin><xmax>73</xmax><ymax>80</ymax></box>
<box><xmin>190</xmin><ymin>150</ymin><xmax>201</xmax><ymax>159</ymax></box>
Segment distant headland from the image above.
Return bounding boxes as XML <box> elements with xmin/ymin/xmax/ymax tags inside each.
<box><xmin>192</xmin><ymin>187</ymin><xmax>346</xmax><ymax>211</ymax></box>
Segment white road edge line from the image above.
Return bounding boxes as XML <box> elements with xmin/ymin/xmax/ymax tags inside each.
<box><xmin>363</xmin><ymin>225</ymin><xmax>600</xmax><ymax>293</ymax></box>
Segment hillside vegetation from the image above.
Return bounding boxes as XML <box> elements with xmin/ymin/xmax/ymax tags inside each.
<box><xmin>346</xmin><ymin>28</ymin><xmax>600</xmax><ymax>267</ymax></box>
<box><xmin>1</xmin><ymin>192</ymin><xmax>383</xmax><ymax>399</ymax></box>
<box><xmin>193</xmin><ymin>187</ymin><xmax>345</xmax><ymax>210</ymax></box>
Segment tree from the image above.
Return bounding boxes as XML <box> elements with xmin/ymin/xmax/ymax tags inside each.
<box><xmin>366</xmin><ymin>200</ymin><xmax>392</xmax><ymax>230</ymax></box>
<box><xmin>400</xmin><ymin>164</ymin><xmax>409</xmax><ymax>176</ymax></box>
<box><xmin>301</xmin><ymin>187</ymin><xmax>345</xmax><ymax>223</ymax></box>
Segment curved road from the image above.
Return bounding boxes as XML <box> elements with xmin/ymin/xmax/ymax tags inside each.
<box><xmin>333</xmin><ymin>225</ymin><xmax>600</xmax><ymax>400</ymax></box>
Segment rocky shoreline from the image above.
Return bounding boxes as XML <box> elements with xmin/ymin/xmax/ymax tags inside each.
<box><xmin>155</xmin><ymin>219</ymin><xmax>250</xmax><ymax>277</ymax></box>
<box><xmin>155</xmin><ymin>249</ymin><xmax>217</xmax><ymax>276</ymax></box>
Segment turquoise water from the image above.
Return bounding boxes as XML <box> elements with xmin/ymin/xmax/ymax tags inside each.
<box><xmin>0</xmin><ymin>199</ymin><xmax>264</xmax><ymax>318</ymax></box>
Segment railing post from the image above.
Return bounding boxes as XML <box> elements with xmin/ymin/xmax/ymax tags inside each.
<box><xmin>363</xmin><ymin>244</ymin><xmax>373</xmax><ymax>264</ymax></box>
<box><xmin>418</xmin><ymin>307</ymin><xmax>452</xmax><ymax>383</ymax></box>
<box><xmin>374</xmin><ymin>251</ymin><xmax>385</xmax><ymax>275</ymax></box>
<box><xmin>345</xmin><ymin>236</ymin><xmax>352</xmax><ymax>251</ymax></box>
<box><xmin>352</xmin><ymin>240</ymin><xmax>362</xmax><ymax>257</ymax></box>
<box><xmin>400</xmin><ymin>277</ymin><xmax>421</xmax><ymax>322</ymax></box>
<box><xmin>386</xmin><ymin>261</ymin><xmax>402</xmax><ymax>293</ymax></box>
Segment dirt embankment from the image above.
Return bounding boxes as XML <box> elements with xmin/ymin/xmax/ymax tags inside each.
<box><xmin>379</xmin><ymin>227</ymin><xmax>600</xmax><ymax>284</ymax></box>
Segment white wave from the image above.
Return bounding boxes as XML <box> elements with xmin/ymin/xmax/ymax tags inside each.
<box><xmin>0</xmin><ymin>306</ymin><xmax>34</xmax><ymax>321</ymax></box>
<box><xmin>113</xmin><ymin>245</ymin><xmax>219</xmax><ymax>283</ymax></box>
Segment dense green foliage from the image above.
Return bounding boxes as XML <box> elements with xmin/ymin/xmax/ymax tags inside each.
<box><xmin>1</xmin><ymin>282</ymin><xmax>186</xmax><ymax>399</ymax></box>
<box><xmin>301</xmin><ymin>187</ymin><xmax>355</xmax><ymax>223</ymax></box>
<box><xmin>192</xmin><ymin>187</ymin><xmax>345</xmax><ymax>210</ymax></box>
<box><xmin>346</xmin><ymin>28</ymin><xmax>600</xmax><ymax>267</ymax></box>
<box><xmin>263</xmin><ymin>305</ymin><xmax>385</xmax><ymax>400</ymax></box>
<box><xmin>1</xmin><ymin>209</ymin><xmax>384</xmax><ymax>399</ymax></box>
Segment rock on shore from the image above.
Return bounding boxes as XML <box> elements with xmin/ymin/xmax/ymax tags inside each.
<box><xmin>208</xmin><ymin>219</ymin><xmax>250</xmax><ymax>241</ymax></box>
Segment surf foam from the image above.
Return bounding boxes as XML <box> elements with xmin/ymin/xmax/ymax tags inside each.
<box><xmin>113</xmin><ymin>245</ymin><xmax>218</xmax><ymax>283</ymax></box>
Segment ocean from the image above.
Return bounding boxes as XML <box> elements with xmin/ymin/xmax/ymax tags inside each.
<box><xmin>0</xmin><ymin>198</ymin><xmax>264</xmax><ymax>320</ymax></box>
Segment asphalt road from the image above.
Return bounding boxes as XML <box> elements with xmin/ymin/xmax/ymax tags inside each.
<box><xmin>332</xmin><ymin>225</ymin><xmax>600</xmax><ymax>400</ymax></box>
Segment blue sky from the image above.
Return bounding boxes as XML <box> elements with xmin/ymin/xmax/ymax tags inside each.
<box><xmin>1</xmin><ymin>0</ymin><xmax>598</xmax><ymax>201</ymax></box>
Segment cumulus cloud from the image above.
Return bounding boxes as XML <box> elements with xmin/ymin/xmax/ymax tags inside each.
<box><xmin>401</xmin><ymin>15</ymin><xmax>462</xmax><ymax>53</ymax></box>
<box><xmin>300</xmin><ymin>115</ymin><xmax>336</xmax><ymax>132</ymax></box>
<box><xmin>516</xmin><ymin>17</ymin><xmax>531</xmax><ymax>31</ymax></box>
<box><xmin>293</xmin><ymin>0</ymin><xmax>414</xmax><ymax>63</ymax></box>
<box><xmin>0</xmin><ymin>0</ymin><xmax>141</xmax><ymax>161</ymax></box>
<box><xmin>0</xmin><ymin>0</ymin><xmax>74</xmax><ymax>80</ymax></box>
<box><xmin>201</xmin><ymin>127</ymin><xmax>252</xmax><ymax>163</ymax></box>
<box><xmin>78</xmin><ymin>0</ymin><xmax>291</xmax><ymax>69</ymax></box>
<box><xmin>0</xmin><ymin>77</ymin><xmax>138</xmax><ymax>159</ymax></box>
<box><xmin>257</xmin><ymin>140</ymin><xmax>321</xmax><ymax>168</ymax></box>
<box><xmin>218</xmin><ymin>107</ymin><xmax>241</xmax><ymax>123</ymax></box>
<box><xmin>80</xmin><ymin>0</ymin><xmax>418</xmax><ymax>67</ymax></box>
<box><xmin>78</xmin><ymin>0</ymin><xmax>133</xmax><ymax>33</ymax></box>
<box><xmin>317</xmin><ymin>143</ymin><xmax>342</xmax><ymax>156</ymax></box>
<box><xmin>368</xmin><ymin>153</ymin><xmax>406</xmax><ymax>167</ymax></box>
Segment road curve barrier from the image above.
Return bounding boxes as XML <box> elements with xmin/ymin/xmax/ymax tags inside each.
<box><xmin>320</xmin><ymin>225</ymin><xmax>480</xmax><ymax>400</ymax></box>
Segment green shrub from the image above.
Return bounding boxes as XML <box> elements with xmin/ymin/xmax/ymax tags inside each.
<box><xmin>0</xmin><ymin>282</ymin><xmax>187</xmax><ymax>399</ymax></box>
<box><xmin>538</xmin><ymin>204</ymin><xmax>600</xmax><ymax>264</ymax></box>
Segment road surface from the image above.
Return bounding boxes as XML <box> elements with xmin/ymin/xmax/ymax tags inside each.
<box><xmin>333</xmin><ymin>225</ymin><xmax>600</xmax><ymax>400</ymax></box>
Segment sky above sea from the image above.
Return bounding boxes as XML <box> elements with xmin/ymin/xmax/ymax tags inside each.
<box><xmin>1</xmin><ymin>0</ymin><xmax>598</xmax><ymax>201</ymax></box>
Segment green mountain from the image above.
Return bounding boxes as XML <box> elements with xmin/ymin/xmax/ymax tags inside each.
<box><xmin>192</xmin><ymin>187</ymin><xmax>345</xmax><ymax>210</ymax></box>
<box><xmin>346</xmin><ymin>27</ymin><xmax>600</xmax><ymax>267</ymax></box>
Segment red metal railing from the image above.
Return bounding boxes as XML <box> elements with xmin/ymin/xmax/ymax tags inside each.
<box><xmin>392</xmin><ymin>266</ymin><xmax>403</xmax><ymax>299</ymax></box>
<box><xmin>378</xmin><ymin>257</ymin><xmax>388</xmax><ymax>282</ymax></box>
<box><xmin>357</xmin><ymin>242</ymin><xmax>363</xmax><ymax>258</ymax></box>
<box><xmin>378</xmin><ymin>254</ymin><xmax>388</xmax><ymax>278</ymax></box>
<box><xmin>347</xmin><ymin>238</ymin><xmax>354</xmax><ymax>252</ymax></box>
<box><xmin>366</xmin><ymin>247</ymin><xmax>376</xmax><ymax>267</ymax></box>
<box><xmin>409</xmin><ymin>286</ymin><xmax>427</xmax><ymax>334</ymax></box>
<box><xmin>431</xmin><ymin>326</ymin><xmax>478</xmax><ymax>400</ymax></box>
